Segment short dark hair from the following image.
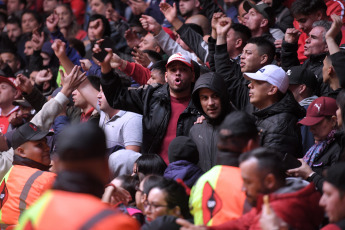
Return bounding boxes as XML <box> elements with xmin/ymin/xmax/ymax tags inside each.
<box><xmin>135</xmin><ymin>154</ymin><xmax>167</xmax><ymax>176</ymax></box>
<box><xmin>151</xmin><ymin>60</ymin><xmax>167</xmax><ymax>82</ymax></box>
<box><xmin>88</xmin><ymin>14</ymin><xmax>111</xmax><ymax>37</ymax></box>
<box><xmin>151</xmin><ymin>60</ymin><xmax>166</xmax><ymax>72</ymax></box>
<box><xmin>143</xmin><ymin>50</ymin><xmax>162</xmax><ymax>63</ymax></box>
<box><xmin>149</xmin><ymin>178</ymin><xmax>192</xmax><ymax>219</ymax></box>
<box><xmin>68</xmin><ymin>38</ymin><xmax>86</xmax><ymax>57</ymax></box>
<box><xmin>87</xmin><ymin>75</ymin><xmax>100</xmax><ymax>91</ymax></box>
<box><xmin>0</xmin><ymin>11</ymin><xmax>7</xmax><ymax>24</ymax></box>
<box><xmin>239</xmin><ymin>147</ymin><xmax>287</xmax><ymax>183</ymax></box>
<box><xmin>232</xmin><ymin>23</ymin><xmax>252</xmax><ymax>46</ymax></box>
<box><xmin>21</xmin><ymin>10</ymin><xmax>43</xmax><ymax>28</ymax></box>
<box><xmin>7</xmin><ymin>15</ymin><xmax>21</xmax><ymax>27</ymax></box>
<box><xmin>247</xmin><ymin>37</ymin><xmax>275</xmax><ymax>64</ymax></box>
<box><xmin>116</xmin><ymin>174</ymin><xmax>139</xmax><ymax>203</ymax></box>
<box><xmin>291</xmin><ymin>0</ymin><xmax>327</xmax><ymax>17</ymax></box>
<box><xmin>142</xmin><ymin>175</ymin><xmax>166</xmax><ymax>195</ymax></box>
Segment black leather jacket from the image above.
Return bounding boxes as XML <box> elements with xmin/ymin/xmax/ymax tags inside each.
<box><xmin>101</xmin><ymin>71</ymin><xmax>200</xmax><ymax>154</ymax></box>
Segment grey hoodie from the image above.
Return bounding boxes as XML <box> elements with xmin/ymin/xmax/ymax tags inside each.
<box><xmin>189</xmin><ymin>72</ymin><xmax>235</xmax><ymax>171</ymax></box>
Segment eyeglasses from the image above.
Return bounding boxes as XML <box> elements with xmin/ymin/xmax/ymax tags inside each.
<box><xmin>143</xmin><ymin>201</ymin><xmax>169</xmax><ymax>210</ymax></box>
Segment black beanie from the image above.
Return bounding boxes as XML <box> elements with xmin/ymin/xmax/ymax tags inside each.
<box><xmin>168</xmin><ymin>136</ymin><xmax>199</xmax><ymax>164</ymax></box>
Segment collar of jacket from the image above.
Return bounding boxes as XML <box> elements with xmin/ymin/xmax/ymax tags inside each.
<box><xmin>13</xmin><ymin>154</ymin><xmax>50</xmax><ymax>171</ymax></box>
<box><xmin>52</xmin><ymin>170</ymin><xmax>104</xmax><ymax>198</ymax></box>
<box><xmin>253</xmin><ymin>90</ymin><xmax>305</xmax><ymax>119</ymax></box>
<box><xmin>309</xmin><ymin>52</ymin><xmax>327</xmax><ymax>63</ymax></box>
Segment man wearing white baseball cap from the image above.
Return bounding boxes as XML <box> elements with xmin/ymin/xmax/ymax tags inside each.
<box><xmin>242</xmin><ymin>64</ymin><xmax>306</xmax><ymax>158</ymax></box>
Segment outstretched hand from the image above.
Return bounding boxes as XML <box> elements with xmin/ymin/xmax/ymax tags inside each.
<box><xmin>93</xmin><ymin>39</ymin><xmax>113</xmax><ymax>73</ymax></box>
<box><xmin>60</xmin><ymin>65</ymin><xmax>86</xmax><ymax>96</ymax></box>
<box><xmin>216</xmin><ymin>17</ymin><xmax>232</xmax><ymax>36</ymax></box>
<box><xmin>125</xmin><ymin>29</ymin><xmax>141</xmax><ymax>49</ymax></box>
<box><xmin>284</xmin><ymin>28</ymin><xmax>301</xmax><ymax>44</ymax></box>
<box><xmin>212</xmin><ymin>12</ymin><xmax>226</xmax><ymax>31</ymax></box>
<box><xmin>139</xmin><ymin>15</ymin><xmax>162</xmax><ymax>35</ymax></box>
<box><xmin>15</xmin><ymin>74</ymin><xmax>34</xmax><ymax>94</ymax></box>
<box><xmin>31</xmin><ymin>28</ymin><xmax>45</xmax><ymax>51</ymax></box>
<box><xmin>110</xmin><ymin>52</ymin><xmax>125</xmax><ymax>69</ymax></box>
<box><xmin>102</xmin><ymin>183</ymin><xmax>132</xmax><ymax>206</ymax></box>
<box><xmin>286</xmin><ymin>159</ymin><xmax>313</xmax><ymax>179</ymax></box>
<box><xmin>52</xmin><ymin>39</ymin><xmax>66</xmax><ymax>59</ymax></box>
<box><xmin>46</xmin><ymin>11</ymin><xmax>59</xmax><ymax>33</ymax></box>
<box><xmin>159</xmin><ymin>2</ymin><xmax>177</xmax><ymax>24</ymax></box>
<box><xmin>35</xmin><ymin>69</ymin><xmax>53</xmax><ymax>86</ymax></box>
<box><xmin>80</xmin><ymin>59</ymin><xmax>92</xmax><ymax>71</ymax></box>
<box><xmin>326</xmin><ymin>14</ymin><xmax>343</xmax><ymax>40</ymax></box>
<box><xmin>132</xmin><ymin>47</ymin><xmax>151</xmax><ymax>67</ymax></box>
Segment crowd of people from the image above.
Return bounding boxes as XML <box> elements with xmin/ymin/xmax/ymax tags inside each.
<box><xmin>0</xmin><ymin>0</ymin><xmax>345</xmax><ymax>229</ymax></box>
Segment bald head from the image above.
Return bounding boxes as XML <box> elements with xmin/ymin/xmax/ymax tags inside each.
<box><xmin>185</xmin><ymin>14</ymin><xmax>210</xmax><ymax>35</ymax></box>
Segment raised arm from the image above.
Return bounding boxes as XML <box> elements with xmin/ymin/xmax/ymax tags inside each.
<box><xmin>214</xmin><ymin>17</ymin><xmax>233</xmax><ymax>76</ymax></box>
<box><xmin>160</xmin><ymin>2</ymin><xmax>209</xmax><ymax>64</ymax></box>
<box><xmin>281</xmin><ymin>28</ymin><xmax>301</xmax><ymax>70</ymax></box>
<box><xmin>140</xmin><ymin>14</ymin><xmax>198</xmax><ymax>62</ymax></box>
<box><xmin>95</xmin><ymin>44</ymin><xmax>147</xmax><ymax>114</ymax></box>
<box><xmin>30</xmin><ymin>66</ymin><xmax>86</xmax><ymax>130</ymax></box>
<box><xmin>47</xmin><ymin>12</ymin><xmax>81</xmax><ymax>66</ymax></box>
<box><xmin>326</xmin><ymin>14</ymin><xmax>342</xmax><ymax>55</ymax></box>
<box><xmin>110</xmin><ymin>50</ymin><xmax>151</xmax><ymax>86</ymax></box>
<box><xmin>52</xmin><ymin>39</ymin><xmax>78</xmax><ymax>75</ymax></box>
<box><xmin>325</xmin><ymin>15</ymin><xmax>345</xmax><ymax>88</ymax></box>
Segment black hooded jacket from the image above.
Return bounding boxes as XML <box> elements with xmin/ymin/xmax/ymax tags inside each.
<box><xmin>254</xmin><ymin>91</ymin><xmax>305</xmax><ymax>158</ymax></box>
<box><xmin>189</xmin><ymin>72</ymin><xmax>235</xmax><ymax>171</ymax></box>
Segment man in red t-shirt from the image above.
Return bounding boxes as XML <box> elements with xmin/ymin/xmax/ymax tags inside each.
<box><xmin>0</xmin><ymin>77</ymin><xmax>21</xmax><ymax>133</ymax></box>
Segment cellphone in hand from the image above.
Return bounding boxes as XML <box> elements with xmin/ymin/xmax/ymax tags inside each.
<box><xmin>283</xmin><ymin>153</ymin><xmax>302</xmax><ymax>169</ymax></box>
<box><xmin>92</xmin><ymin>37</ymin><xmax>114</xmax><ymax>62</ymax></box>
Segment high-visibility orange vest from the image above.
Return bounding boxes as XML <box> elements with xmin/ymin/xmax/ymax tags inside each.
<box><xmin>190</xmin><ymin>165</ymin><xmax>246</xmax><ymax>226</ymax></box>
<box><xmin>16</xmin><ymin>190</ymin><xmax>140</xmax><ymax>230</ymax></box>
<box><xmin>0</xmin><ymin>165</ymin><xmax>56</xmax><ymax>228</ymax></box>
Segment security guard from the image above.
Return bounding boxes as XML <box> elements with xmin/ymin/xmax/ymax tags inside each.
<box><xmin>0</xmin><ymin>122</ymin><xmax>56</xmax><ymax>229</ymax></box>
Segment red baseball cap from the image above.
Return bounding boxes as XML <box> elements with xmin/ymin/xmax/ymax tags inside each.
<box><xmin>298</xmin><ymin>97</ymin><xmax>337</xmax><ymax>126</ymax></box>
<box><xmin>166</xmin><ymin>52</ymin><xmax>193</xmax><ymax>69</ymax></box>
<box><xmin>0</xmin><ymin>76</ymin><xmax>18</xmax><ymax>90</ymax></box>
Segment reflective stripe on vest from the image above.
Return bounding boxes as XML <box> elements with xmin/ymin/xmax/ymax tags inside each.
<box><xmin>0</xmin><ymin>166</ymin><xmax>49</xmax><ymax>226</ymax></box>
<box><xmin>80</xmin><ymin>209</ymin><xmax>116</xmax><ymax>230</ymax></box>
<box><xmin>19</xmin><ymin>171</ymin><xmax>44</xmax><ymax>216</ymax></box>
<box><xmin>190</xmin><ymin>165</ymin><xmax>245</xmax><ymax>226</ymax></box>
